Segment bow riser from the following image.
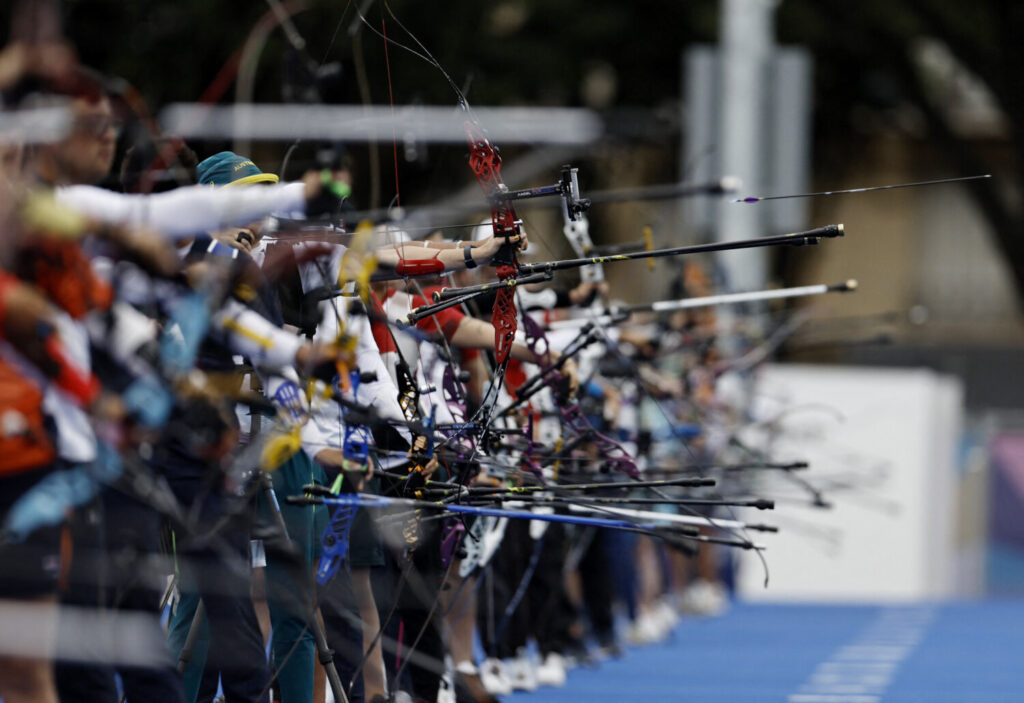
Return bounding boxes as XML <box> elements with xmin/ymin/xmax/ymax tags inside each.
<box><xmin>465</xmin><ymin>121</ymin><xmax>521</xmax><ymax>365</ymax></box>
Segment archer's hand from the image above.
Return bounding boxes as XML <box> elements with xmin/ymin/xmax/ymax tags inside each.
<box><xmin>602</xmin><ymin>384</ymin><xmax>622</xmax><ymax>422</ymax></box>
<box><xmin>295</xmin><ymin>341</ymin><xmax>357</xmax><ymax>372</ymax></box>
<box><xmin>98</xmin><ymin>223</ymin><xmax>179</xmax><ymax>278</ymax></box>
<box><xmin>543</xmin><ymin>350</ymin><xmax>578</xmax><ymax>399</ymax></box>
<box><xmin>406</xmin><ymin>433</ymin><xmax>439</xmax><ymax>481</ymax></box>
<box><xmin>302</xmin><ymin>169</ymin><xmax>352</xmax><ymax>219</ymax></box>
<box><xmin>561</xmin><ymin>356</ymin><xmax>580</xmax><ymax>397</ymax></box>
<box><xmin>637</xmin><ymin>364</ymin><xmax>684</xmax><ymax>398</ymax></box>
<box><xmin>212</xmin><ymin>227</ymin><xmax>258</xmax><ymax>254</ymax></box>
<box><xmin>470</xmin><ymin>472</ymin><xmax>503</xmax><ymax>488</ymax></box>
<box><xmin>474</xmin><ymin>232</ymin><xmax>527</xmax><ymax>264</ymax></box>
<box><xmin>421</xmin><ymin>456</ymin><xmax>439</xmax><ymax>480</ymax></box>
<box><xmin>569</xmin><ymin>280</ymin><xmax>608</xmax><ymax>306</ymax></box>
<box><xmin>315</xmin><ymin>448</ymin><xmax>373</xmax><ymax>489</ymax></box>
<box><xmin>0</xmin><ymin>41</ymin><xmax>76</xmax><ymax>92</ymax></box>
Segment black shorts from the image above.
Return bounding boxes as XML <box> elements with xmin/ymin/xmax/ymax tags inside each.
<box><xmin>348</xmin><ymin>507</ymin><xmax>384</xmax><ymax>568</ymax></box>
<box><xmin>0</xmin><ymin>467</ymin><xmax>63</xmax><ymax>599</ymax></box>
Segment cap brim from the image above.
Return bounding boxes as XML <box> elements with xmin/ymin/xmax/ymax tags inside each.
<box><xmin>225</xmin><ymin>173</ymin><xmax>280</xmax><ymax>187</ymax></box>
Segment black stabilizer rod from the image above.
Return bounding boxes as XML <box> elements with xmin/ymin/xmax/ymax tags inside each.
<box><xmin>432</xmin><ymin>225</ymin><xmax>844</xmax><ymax>301</ymax></box>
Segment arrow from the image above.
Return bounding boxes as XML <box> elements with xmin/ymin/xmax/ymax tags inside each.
<box><xmin>734</xmin><ymin>174</ymin><xmax>991</xmax><ymax>203</ymax></box>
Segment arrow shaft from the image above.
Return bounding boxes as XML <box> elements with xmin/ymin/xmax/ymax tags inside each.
<box><xmin>585</xmin><ymin>178</ymin><xmax>740</xmax><ymax>204</ymax></box>
<box><xmin>736</xmin><ymin>174</ymin><xmax>991</xmax><ymax>203</ymax></box>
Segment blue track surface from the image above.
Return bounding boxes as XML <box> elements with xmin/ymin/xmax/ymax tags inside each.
<box><xmin>509</xmin><ymin>600</ymin><xmax>1024</xmax><ymax>702</ymax></box>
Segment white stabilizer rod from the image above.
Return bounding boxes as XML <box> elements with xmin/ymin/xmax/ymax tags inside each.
<box><xmin>547</xmin><ymin>279</ymin><xmax>857</xmax><ymax>331</ymax></box>
<box><xmin>567</xmin><ymin>502</ymin><xmax>760</xmax><ymax>532</ymax></box>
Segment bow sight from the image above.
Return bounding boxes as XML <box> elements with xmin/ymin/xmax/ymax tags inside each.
<box><xmin>489</xmin><ymin>165</ymin><xmax>592</xmax><ymax>222</ymax></box>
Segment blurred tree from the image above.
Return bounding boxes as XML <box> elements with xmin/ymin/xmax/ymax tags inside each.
<box><xmin>779</xmin><ymin>0</ymin><xmax>1024</xmax><ymax>307</ymax></box>
<box><xmin>1</xmin><ymin>1</ymin><xmax>717</xmax><ymax>109</ymax></box>
<box><xmin>1</xmin><ymin>0</ymin><xmax>717</xmax><ymax>204</ymax></box>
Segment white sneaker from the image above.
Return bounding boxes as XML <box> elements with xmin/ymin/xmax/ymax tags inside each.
<box><xmin>455</xmin><ymin>660</ymin><xmax>480</xmax><ymax>677</ymax></box>
<box><xmin>505</xmin><ymin>648</ymin><xmax>537</xmax><ymax>691</ymax></box>
<box><xmin>626</xmin><ymin>612</ymin><xmax>664</xmax><ymax>645</ymax></box>
<box><xmin>437</xmin><ymin>681</ymin><xmax>455</xmax><ymax>703</ymax></box>
<box><xmin>437</xmin><ymin>656</ymin><xmax>455</xmax><ymax>703</ymax></box>
<box><xmin>681</xmin><ymin>579</ymin><xmax>728</xmax><ymax>616</ymax></box>
<box><xmin>479</xmin><ymin>657</ymin><xmax>513</xmax><ymax>696</ymax></box>
<box><xmin>654</xmin><ymin>598</ymin><xmax>681</xmax><ymax>635</ymax></box>
<box><xmin>535</xmin><ymin>652</ymin><xmax>567</xmax><ymax>687</ymax></box>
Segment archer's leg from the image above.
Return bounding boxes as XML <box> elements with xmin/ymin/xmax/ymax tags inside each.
<box><xmin>265</xmin><ymin>453</ymin><xmax>320</xmax><ymax>703</ymax></box>
<box><xmin>352</xmin><ymin>566</ymin><xmax>387</xmax><ymax>700</ymax></box>
<box><xmin>0</xmin><ymin>595</ymin><xmax>59</xmax><ymax>703</ymax></box>
<box><xmin>0</xmin><ymin>469</ymin><xmax>64</xmax><ymax>703</ymax></box>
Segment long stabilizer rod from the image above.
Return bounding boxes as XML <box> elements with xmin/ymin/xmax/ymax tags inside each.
<box><xmin>545</xmin><ymin>279</ymin><xmax>858</xmax><ymax>331</ymax></box>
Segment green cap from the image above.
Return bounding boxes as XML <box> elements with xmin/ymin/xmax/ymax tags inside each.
<box><xmin>196</xmin><ymin>151</ymin><xmax>279</xmax><ymax>187</ymax></box>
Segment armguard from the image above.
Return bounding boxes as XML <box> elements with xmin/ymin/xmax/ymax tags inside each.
<box><xmin>395</xmin><ymin>257</ymin><xmax>445</xmax><ymax>277</ymax></box>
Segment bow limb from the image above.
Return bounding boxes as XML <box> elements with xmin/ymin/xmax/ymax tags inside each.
<box><xmin>516</xmin><ymin>313</ymin><xmax>640</xmax><ymax>479</ymax></box>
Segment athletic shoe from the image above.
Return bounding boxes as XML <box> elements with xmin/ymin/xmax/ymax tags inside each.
<box><xmin>535</xmin><ymin>652</ymin><xmax>567</xmax><ymax>687</ymax></box>
<box><xmin>479</xmin><ymin>657</ymin><xmax>513</xmax><ymax>696</ymax></box>
<box><xmin>654</xmin><ymin>597</ymin><xmax>681</xmax><ymax>636</ymax></box>
<box><xmin>561</xmin><ymin>642</ymin><xmax>596</xmax><ymax>669</ymax></box>
<box><xmin>626</xmin><ymin>611</ymin><xmax>665</xmax><ymax>645</ymax></box>
<box><xmin>594</xmin><ymin>636</ymin><xmax>623</xmax><ymax>660</ymax></box>
<box><xmin>681</xmin><ymin>579</ymin><xmax>728</xmax><ymax>616</ymax></box>
<box><xmin>454</xmin><ymin>661</ymin><xmax>499</xmax><ymax>703</ymax></box>
<box><xmin>438</xmin><ymin>657</ymin><xmax>456</xmax><ymax>703</ymax></box>
<box><xmin>504</xmin><ymin>648</ymin><xmax>537</xmax><ymax>691</ymax></box>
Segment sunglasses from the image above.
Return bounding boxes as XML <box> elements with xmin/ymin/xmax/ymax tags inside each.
<box><xmin>73</xmin><ymin>115</ymin><xmax>123</xmax><ymax>138</ymax></box>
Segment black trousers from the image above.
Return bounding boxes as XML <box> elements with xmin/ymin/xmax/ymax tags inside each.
<box><xmin>577</xmin><ymin>527</ymin><xmax>616</xmax><ymax>645</ymax></box>
<box><xmin>55</xmin><ymin>488</ymin><xmax>185</xmax><ymax>703</ymax></box>
<box><xmin>481</xmin><ymin>517</ymin><xmax>530</xmax><ymax>660</ymax></box>
<box><xmin>167</xmin><ymin>478</ymin><xmax>271</xmax><ymax>703</ymax></box>
<box><xmin>318</xmin><ymin>561</ymin><xmax>367</xmax><ymax>703</ymax></box>
<box><xmin>367</xmin><ymin>518</ymin><xmax>445</xmax><ymax>703</ymax></box>
<box><xmin>0</xmin><ymin>466</ymin><xmax>62</xmax><ymax>599</ymax></box>
<box><xmin>526</xmin><ymin>523</ymin><xmax>577</xmax><ymax>658</ymax></box>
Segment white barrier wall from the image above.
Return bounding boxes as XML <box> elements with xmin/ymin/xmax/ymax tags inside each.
<box><xmin>734</xmin><ymin>364</ymin><xmax>964</xmax><ymax>602</ymax></box>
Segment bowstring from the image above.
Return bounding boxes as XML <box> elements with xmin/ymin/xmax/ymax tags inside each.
<box><xmin>348</xmin><ymin>5</ymin><xmax>471</xmax><ymax>686</ymax></box>
<box><xmin>353</xmin><ymin>0</ymin><xmax>474</xmax><ymax>117</ymax></box>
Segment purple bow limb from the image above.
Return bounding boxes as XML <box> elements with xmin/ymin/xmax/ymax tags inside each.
<box><xmin>520</xmin><ymin>314</ymin><xmax>639</xmax><ymax>479</ymax></box>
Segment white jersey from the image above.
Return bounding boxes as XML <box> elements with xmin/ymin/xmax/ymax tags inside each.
<box><xmin>294</xmin><ymin>243</ymin><xmax>411</xmax><ymax>467</ymax></box>
<box><xmin>56</xmin><ymin>182</ymin><xmax>307</xmax><ymax>239</ymax></box>
<box><xmin>43</xmin><ymin>313</ymin><xmax>96</xmax><ymax>463</ymax></box>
